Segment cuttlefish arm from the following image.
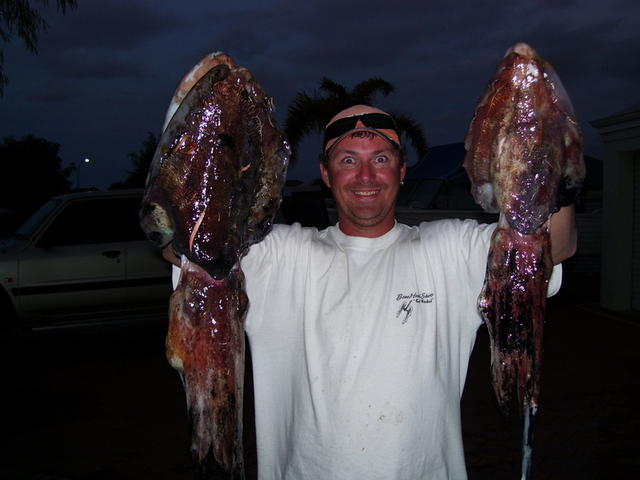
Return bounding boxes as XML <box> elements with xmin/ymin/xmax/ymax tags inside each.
<box><xmin>167</xmin><ymin>259</ymin><xmax>247</xmax><ymax>478</ymax></box>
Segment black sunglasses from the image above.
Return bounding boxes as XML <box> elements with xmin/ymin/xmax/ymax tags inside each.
<box><xmin>323</xmin><ymin>113</ymin><xmax>399</xmax><ymax>149</ymax></box>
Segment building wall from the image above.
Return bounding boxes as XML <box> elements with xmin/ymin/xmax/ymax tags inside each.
<box><xmin>591</xmin><ymin>108</ymin><xmax>640</xmax><ymax>311</ymax></box>
<box><xmin>632</xmin><ymin>152</ymin><xmax>640</xmax><ymax>309</ymax></box>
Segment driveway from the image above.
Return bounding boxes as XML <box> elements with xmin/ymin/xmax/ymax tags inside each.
<box><xmin>1</xmin><ymin>275</ymin><xmax>638</xmax><ymax>479</ymax></box>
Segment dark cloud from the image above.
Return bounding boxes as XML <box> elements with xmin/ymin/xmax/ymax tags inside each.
<box><xmin>42</xmin><ymin>1</ymin><xmax>187</xmax><ymax>50</ymax></box>
<box><xmin>30</xmin><ymin>83</ymin><xmax>76</xmax><ymax>103</ymax></box>
<box><xmin>1</xmin><ymin>0</ymin><xmax>639</xmax><ymax>187</ymax></box>
<box><xmin>42</xmin><ymin>51</ymin><xmax>150</xmax><ymax>80</ymax></box>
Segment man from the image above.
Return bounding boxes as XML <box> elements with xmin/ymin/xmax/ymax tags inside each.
<box><xmin>167</xmin><ymin>105</ymin><xmax>575</xmax><ymax>479</ymax></box>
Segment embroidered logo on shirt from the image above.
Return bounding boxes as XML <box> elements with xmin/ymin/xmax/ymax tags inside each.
<box><xmin>395</xmin><ymin>291</ymin><xmax>434</xmax><ymax>324</ymax></box>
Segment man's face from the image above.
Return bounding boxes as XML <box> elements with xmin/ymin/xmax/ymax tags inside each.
<box><xmin>320</xmin><ymin>132</ymin><xmax>406</xmax><ymax>237</ymax></box>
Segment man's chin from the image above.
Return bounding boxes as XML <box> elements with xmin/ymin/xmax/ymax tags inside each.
<box><xmin>340</xmin><ymin>208</ymin><xmax>395</xmax><ymax>229</ymax></box>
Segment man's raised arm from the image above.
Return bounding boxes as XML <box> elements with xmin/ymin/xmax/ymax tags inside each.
<box><xmin>549</xmin><ymin>205</ymin><xmax>577</xmax><ymax>265</ymax></box>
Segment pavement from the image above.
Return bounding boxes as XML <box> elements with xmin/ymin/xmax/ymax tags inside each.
<box><xmin>0</xmin><ymin>273</ymin><xmax>638</xmax><ymax>479</ymax></box>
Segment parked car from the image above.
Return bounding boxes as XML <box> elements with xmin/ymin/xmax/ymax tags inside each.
<box><xmin>0</xmin><ymin>190</ymin><xmax>172</xmax><ymax>329</ymax></box>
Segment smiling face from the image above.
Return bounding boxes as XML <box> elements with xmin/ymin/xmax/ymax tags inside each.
<box><xmin>320</xmin><ymin>132</ymin><xmax>406</xmax><ymax>237</ymax></box>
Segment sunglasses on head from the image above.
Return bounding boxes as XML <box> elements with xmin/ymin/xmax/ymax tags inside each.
<box><xmin>323</xmin><ymin>113</ymin><xmax>400</xmax><ymax>150</ymax></box>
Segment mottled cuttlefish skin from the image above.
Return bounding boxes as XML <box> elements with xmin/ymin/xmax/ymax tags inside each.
<box><xmin>464</xmin><ymin>42</ymin><xmax>584</xmax><ymax>235</ymax></box>
<box><xmin>478</xmin><ymin>226</ymin><xmax>552</xmax><ymax>413</ymax></box>
<box><xmin>140</xmin><ymin>52</ymin><xmax>289</xmax><ymax>479</ymax></box>
<box><xmin>141</xmin><ymin>52</ymin><xmax>289</xmax><ymax>278</ymax></box>
<box><xmin>167</xmin><ymin>260</ymin><xmax>248</xmax><ymax>479</ymax></box>
<box><xmin>161</xmin><ymin>52</ymin><xmax>231</xmax><ymax>133</ymax></box>
<box><xmin>464</xmin><ymin>42</ymin><xmax>585</xmax><ymax>416</ymax></box>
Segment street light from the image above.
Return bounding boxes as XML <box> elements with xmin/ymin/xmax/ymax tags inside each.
<box><xmin>73</xmin><ymin>157</ymin><xmax>91</xmax><ymax>189</ymax></box>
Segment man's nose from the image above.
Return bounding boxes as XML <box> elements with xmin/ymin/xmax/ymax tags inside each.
<box><xmin>356</xmin><ymin>160</ymin><xmax>374</xmax><ymax>182</ymax></box>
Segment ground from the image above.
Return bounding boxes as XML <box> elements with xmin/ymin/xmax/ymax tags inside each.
<box><xmin>1</xmin><ymin>274</ymin><xmax>638</xmax><ymax>479</ymax></box>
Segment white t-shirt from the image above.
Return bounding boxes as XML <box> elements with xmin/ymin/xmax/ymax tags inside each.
<box><xmin>235</xmin><ymin>220</ymin><xmax>560</xmax><ymax>480</ymax></box>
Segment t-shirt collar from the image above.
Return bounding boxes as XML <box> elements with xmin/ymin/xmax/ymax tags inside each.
<box><xmin>329</xmin><ymin>221</ymin><xmax>402</xmax><ymax>250</ymax></box>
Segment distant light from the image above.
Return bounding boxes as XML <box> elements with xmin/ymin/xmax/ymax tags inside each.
<box><xmin>83</xmin><ymin>158</ymin><xmax>91</xmax><ymax>164</ymax></box>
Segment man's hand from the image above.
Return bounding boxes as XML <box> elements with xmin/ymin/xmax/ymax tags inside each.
<box><xmin>162</xmin><ymin>243</ymin><xmax>181</xmax><ymax>267</ymax></box>
<box><xmin>549</xmin><ymin>205</ymin><xmax>577</xmax><ymax>264</ymax></box>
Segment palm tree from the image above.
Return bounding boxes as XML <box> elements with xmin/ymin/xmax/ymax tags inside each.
<box><xmin>284</xmin><ymin>77</ymin><xmax>428</xmax><ymax>164</ymax></box>
<box><xmin>109</xmin><ymin>132</ymin><xmax>159</xmax><ymax>190</ymax></box>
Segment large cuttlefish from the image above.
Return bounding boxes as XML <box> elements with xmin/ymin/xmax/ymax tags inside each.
<box><xmin>140</xmin><ymin>52</ymin><xmax>289</xmax><ymax>479</ymax></box>
<box><xmin>464</xmin><ymin>43</ymin><xmax>585</xmax><ymax>478</ymax></box>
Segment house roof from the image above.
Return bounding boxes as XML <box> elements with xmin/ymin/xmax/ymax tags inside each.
<box><xmin>408</xmin><ymin>142</ymin><xmax>602</xmax><ymax>188</ymax></box>
<box><xmin>407</xmin><ymin>142</ymin><xmax>466</xmax><ymax>179</ymax></box>
<box><xmin>590</xmin><ymin>104</ymin><xmax>640</xmax><ymax>128</ymax></box>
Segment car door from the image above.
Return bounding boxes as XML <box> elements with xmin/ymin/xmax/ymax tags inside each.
<box><xmin>120</xmin><ymin>196</ymin><xmax>173</xmax><ymax>315</ymax></box>
<box><xmin>16</xmin><ymin>197</ymin><xmax>128</xmax><ymax>322</ymax></box>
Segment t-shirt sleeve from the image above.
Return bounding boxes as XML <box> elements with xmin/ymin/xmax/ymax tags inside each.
<box><xmin>418</xmin><ymin>219</ymin><xmax>561</xmax><ymax>307</ymax></box>
<box><xmin>418</xmin><ymin>219</ymin><xmax>495</xmax><ymax>303</ymax></box>
<box><xmin>241</xmin><ymin>223</ymin><xmax>310</xmax><ymax>334</ymax></box>
<box><xmin>419</xmin><ymin>219</ymin><xmax>561</xmax><ymax>300</ymax></box>
<box><xmin>172</xmin><ymin>263</ymin><xmax>181</xmax><ymax>289</ymax></box>
<box><xmin>170</xmin><ymin>224</ymin><xmax>306</xmax><ymax>292</ymax></box>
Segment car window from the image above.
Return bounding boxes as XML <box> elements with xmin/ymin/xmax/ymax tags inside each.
<box><xmin>37</xmin><ymin>197</ymin><xmax>145</xmax><ymax>247</ymax></box>
<box><xmin>121</xmin><ymin>196</ymin><xmax>147</xmax><ymax>242</ymax></box>
<box><xmin>16</xmin><ymin>198</ymin><xmax>63</xmax><ymax>238</ymax></box>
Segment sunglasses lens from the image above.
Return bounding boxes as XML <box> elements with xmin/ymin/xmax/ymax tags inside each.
<box><xmin>360</xmin><ymin>113</ymin><xmax>397</xmax><ymax>129</ymax></box>
<box><xmin>324</xmin><ymin>116</ymin><xmax>358</xmax><ymax>141</ymax></box>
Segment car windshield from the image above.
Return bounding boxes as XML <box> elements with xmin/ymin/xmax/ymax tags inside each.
<box><xmin>16</xmin><ymin>198</ymin><xmax>63</xmax><ymax>238</ymax></box>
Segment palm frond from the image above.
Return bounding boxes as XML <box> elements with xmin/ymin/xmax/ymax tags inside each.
<box><xmin>319</xmin><ymin>77</ymin><xmax>347</xmax><ymax>99</ymax></box>
<box><xmin>351</xmin><ymin>77</ymin><xmax>394</xmax><ymax>104</ymax></box>
<box><xmin>284</xmin><ymin>92</ymin><xmax>335</xmax><ymax>163</ymax></box>
<box><xmin>390</xmin><ymin>112</ymin><xmax>429</xmax><ymax>162</ymax></box>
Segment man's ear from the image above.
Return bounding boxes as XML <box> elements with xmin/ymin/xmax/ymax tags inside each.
<box><xmin>320</xmin><ymin>162</ymin><xmax>331</xmax><ymax>188</ymax></box>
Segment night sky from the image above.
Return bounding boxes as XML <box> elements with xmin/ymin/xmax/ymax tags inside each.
<box><xmin>1</xmin><ymin>0</ymin><xmax>638</xmax><ymax>189</ymax></box>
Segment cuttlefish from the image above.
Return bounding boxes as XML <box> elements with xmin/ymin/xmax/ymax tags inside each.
<box><xmin>140</xmin><ymin>52</ymin><xmax>289</xmax><ymax>479</ymax></box>
<box><xmin>464</xmin><ymin>42</ymin><xmax>585</xmax><ymax>478</ymax></box>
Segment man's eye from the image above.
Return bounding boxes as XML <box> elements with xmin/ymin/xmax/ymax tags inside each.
<box><xmin>374</xmin><ymin>155</ymin><xmax>389</xmax><ymax>164</ymax></box>
<box><xmin>341</xmin><ymin>157</ymin><xmax>355</xmax><ymax>165</ymax></box>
